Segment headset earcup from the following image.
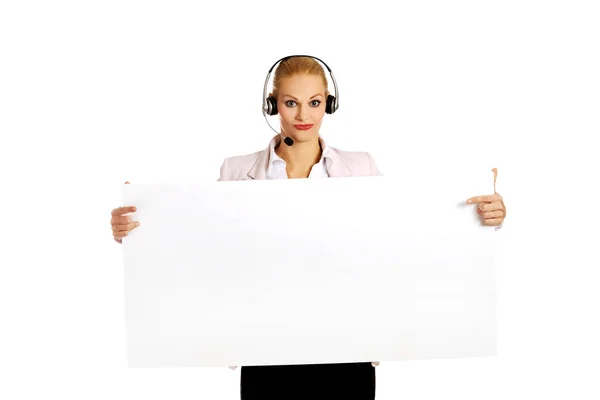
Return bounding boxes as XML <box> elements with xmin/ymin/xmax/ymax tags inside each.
<box><xmin>267</xmin><ymin>96</ymin><xmax>278</xmax><ymax>115</ymax></box>
<box><xmin>326</xmin><ymin>94</ymin><xmax>337</xmax><ymax>114</ymax></box>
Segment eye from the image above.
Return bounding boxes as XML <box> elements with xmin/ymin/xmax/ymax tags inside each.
<box><xmin>285</xmin><ymin>100</ymin><xmax>296</xmax><ymax>107</ymax></box>
<box><xmin>310</xmin><ymin>100</ymin><xmax>321</xmax><ymax>107</ymax></box>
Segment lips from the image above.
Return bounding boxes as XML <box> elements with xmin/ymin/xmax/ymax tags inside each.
<box><xmin>293</xmin><ymin>124</ymin><xmax>314</xmax><ymax>130</ymax></box>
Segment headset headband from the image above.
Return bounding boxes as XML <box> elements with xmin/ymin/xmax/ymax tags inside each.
<box><xmin>268</xmin><ymin>55</ymin><xmax>333</xmax><ymax>73</ymax></box>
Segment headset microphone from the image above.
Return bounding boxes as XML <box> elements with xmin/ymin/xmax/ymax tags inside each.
<box><xmin>279</xmin><ymin>126</ymin><xmax>294</xmax><ymax>146</ymax></box>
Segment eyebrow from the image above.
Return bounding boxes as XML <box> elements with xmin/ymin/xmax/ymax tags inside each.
<box><xmin>282</xmin><ymin>94</ymin><xmax>323</xmax><ymax>100</ymax></box>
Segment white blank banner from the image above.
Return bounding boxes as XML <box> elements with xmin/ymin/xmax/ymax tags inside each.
<box><xmin>121</xmin><ymin>172</ymin><xmax>497</xmax><ymax>367</ymax></box>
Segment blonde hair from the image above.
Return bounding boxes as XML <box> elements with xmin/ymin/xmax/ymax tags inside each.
<box><xmin>270</xmin><ymin>56</ymin><xmax>329</xmax><ymax>100</ymax></box>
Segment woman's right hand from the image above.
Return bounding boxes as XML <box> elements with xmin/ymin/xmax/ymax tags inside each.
<box><xmin>111</xmin><ymin>181</ymin><xmax>140</xmax><ymax>243</ymax></box>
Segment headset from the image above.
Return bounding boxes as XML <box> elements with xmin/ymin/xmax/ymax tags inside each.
<box><xmin>262</xmin><ymin>55</ymin><xmax>339</xmax><ymax>145</ymax></box>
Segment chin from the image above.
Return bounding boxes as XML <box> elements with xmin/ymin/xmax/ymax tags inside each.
<box><xmin>291</xmin><ymin>128</ymin><xmax>319</xmax><ymax>142</ymax></box>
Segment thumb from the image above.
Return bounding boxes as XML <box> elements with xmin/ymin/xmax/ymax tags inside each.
<box><xmin>125</xmin><ymin>181</ymin><xmax>130</xmax><ymax>184</ymax></box>
<box><xmin>491</xmin><ymin>168</ymin><xmax>498</xmax><ymax>194</ymax></box>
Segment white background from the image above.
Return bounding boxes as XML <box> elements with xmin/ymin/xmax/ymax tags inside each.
<box><xmin>1</xmin><ymin>0</ymin><xmax>598</xmax><ymax>399</ymax></box>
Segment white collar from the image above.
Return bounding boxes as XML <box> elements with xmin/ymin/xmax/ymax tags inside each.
<box><xmin>268</xmin><ymin>135</ymin><xmax>330</xmax><ymax>166</ymax></box>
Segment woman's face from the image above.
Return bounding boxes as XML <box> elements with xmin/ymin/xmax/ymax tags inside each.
<box><xmin>277</xmin><ymin>73</ymin><xmax>327</xmax><ymax>144</ymax></box>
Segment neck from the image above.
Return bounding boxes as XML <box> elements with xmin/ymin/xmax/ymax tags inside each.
<box><xmin>275</xmin><ymin>135</ymin><xmax>323</xmax><ymax>171</ymax></box>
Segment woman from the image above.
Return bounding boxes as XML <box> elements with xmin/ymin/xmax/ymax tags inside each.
<box><xmin>110</xmin><ymin>55</ymin><xmax>506</xmax><ymax>400</ymax></box>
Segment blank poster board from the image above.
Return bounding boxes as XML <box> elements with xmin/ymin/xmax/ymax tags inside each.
<box><xmin>121</xmin><ymin>173</ymin><xmax>496</xmax><ymax>367</ymax></box>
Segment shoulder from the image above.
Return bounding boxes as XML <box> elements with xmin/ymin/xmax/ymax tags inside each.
<box><xmin>218</xmin><ymin>149</ymin><xmax>266</xmax><ymax>181</ymax></box>
<box><xmin>222</xmin><ymin>150</ymin><xmax>262</xmax><ymax>171</ymax></box>
<box><xmin>330</xmin><ymin>146</ymin><xmax>377</xmax><ymax>166</ymax></box>
<box><xmin>328</xmin><ymin>146</ymin><xmax>383</xmax><ymax>176</ymax></box>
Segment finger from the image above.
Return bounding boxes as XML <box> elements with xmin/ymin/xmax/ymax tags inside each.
<box><xmin>484</xmin><ymin>210</ymin><xmax>505</xmax><ymax>219</ymax></box>
<box><xmin>467</xmin><ymin>193</ymin><xmax>502</xmax><ymax>204</ymax></box>
<box><xmin>480</xmin><ymin>200</ymin><xmax>507</xmax><ymax>218</ymax></box>
<box><xmin>111</xmin><ymin>216</ymin><xmax>132</xmax><ymax>225</ymax></box>
<box><xmin>483</xmin><ymin>218</ymin><xmax>503</xmax><ymax>226</ymax></box>
<box><xmin>125</xmin><ymin>181</ymin><xmax>130</xmax><ymax>184</ymax></box>
<box><xmin>111</xmin><ymin>206</ymin><xmax>137</xmax><ymax>216</ymax></box>
<box><xmin>113</xmin><ymin>224</ymin><xmax>139</xmax><ymax>238</ymax></box>
<box><xmin>481</xmin><ymin>201</ymin><xmax>504</xmax><ymax>212</ymax></box>
<box><xmin>112</xmin><ymin>222</ymin><xmax>140</xmax><ymax>232</ymax></box>
<box><xmin>113</xmin><ymin>230</ymin><xmax>129</xmax><ymax>238</ymax></box>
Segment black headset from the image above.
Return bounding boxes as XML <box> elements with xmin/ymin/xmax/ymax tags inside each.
<box><xmin>262</xmin><ymin>55</ymin><xmax>339</xmax><ymax>117</ymax></box>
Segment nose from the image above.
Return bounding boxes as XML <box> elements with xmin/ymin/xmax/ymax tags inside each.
<box><xmin>296</xmin><ymin>107</ymin><xmax>309</xmax><ymax>122</ymax></box>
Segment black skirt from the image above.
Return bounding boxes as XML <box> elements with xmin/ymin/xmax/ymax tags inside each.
<box><xmin>240</xmin><ymin>362</ymin><xmax>376</xmax><ymax>400</ymax></box>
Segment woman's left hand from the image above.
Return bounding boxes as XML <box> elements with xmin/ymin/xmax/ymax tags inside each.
<box><xmin>467</xmin><ymin>193</ymin><xmax>506</xmax><ymax>226</ymax></box>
